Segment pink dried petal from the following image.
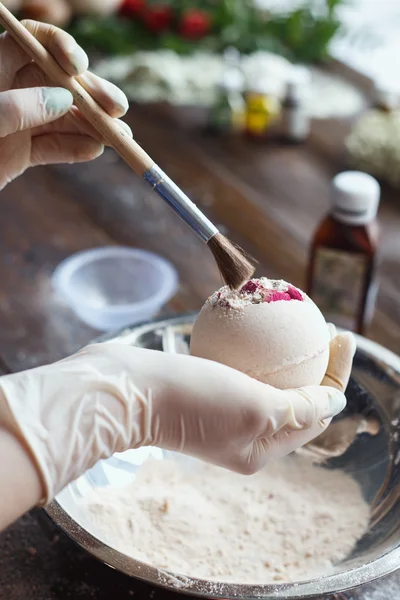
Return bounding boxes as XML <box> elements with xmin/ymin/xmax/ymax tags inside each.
<box><xmin>287</xmin><ymin>286</ymin><xmax>304</xmax><ymax>301</ymax></box>
<box><xmin>265</xmin><ymin>291</ymin><xmax>291</xmax><ymax>303</ymax></box>
<box><xmin>241</xmin><ymin>280</ymin><xmax>260</xmax><ymax>294</ymax></box>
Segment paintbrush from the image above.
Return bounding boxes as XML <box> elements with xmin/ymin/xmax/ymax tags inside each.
<box><xmin>0</xmin><ymin>3</ymin><xmax>256</xmax><ymax>289</ymax></box>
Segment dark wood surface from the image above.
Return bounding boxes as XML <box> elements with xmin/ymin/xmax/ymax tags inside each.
<box><xmin>0</xmin><ymin>103</ymin><xmax>399</xmax><ymax>599</ymax></box>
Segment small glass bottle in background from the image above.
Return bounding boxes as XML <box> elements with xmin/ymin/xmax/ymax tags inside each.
<box><xmin>307</xmin><ymin>171</ymin><xmax>380</xmax><ymax>335</ymax></box>
<box><xmin>245</xmin><ymin>79</ymin><xmax>281</xmax><ymax>139</ymax></box>
<box><xmin>280</xmin><ymin>66</ymin><xmax>311</xmax><ymax>144</ymax></box>
<box><xmin>209</xmin><ymin>47</ymin><xmax>246</xmax><ymax>135</ymax></box>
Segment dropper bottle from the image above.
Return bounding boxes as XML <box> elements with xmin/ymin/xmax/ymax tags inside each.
<box><xmin>307</xmin><ymin>171</ymin><xmax>381</xmax><ymax>334</ymax></box>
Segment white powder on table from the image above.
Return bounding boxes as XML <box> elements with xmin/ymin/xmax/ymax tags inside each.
<box><xmin>84</xmin><ymin>456</ymin><xmax>369</xmax><ymax>585</ymax></box>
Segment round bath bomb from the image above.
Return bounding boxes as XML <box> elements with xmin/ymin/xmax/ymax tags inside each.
<box><xmin>190</xmin><ymin>278</ymin><xmax>330</xmax><ymax>389</ymax></box>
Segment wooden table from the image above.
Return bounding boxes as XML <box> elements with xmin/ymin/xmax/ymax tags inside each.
<box><xmin>0</xmin><ymin>104</ymin><xmax>399</xmax><ymax>599</ymax></box>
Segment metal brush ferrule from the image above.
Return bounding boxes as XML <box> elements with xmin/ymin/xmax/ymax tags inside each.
<box><xmin>143</xmin><ymin>164</ymin><xmax>218</xmax><ymax>243</ymax></box>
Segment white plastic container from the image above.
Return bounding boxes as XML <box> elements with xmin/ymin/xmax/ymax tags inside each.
<box><xmin>52</xmin><ymin>247</ymin><xmax>178</xmax><ymax>331</ymax></box>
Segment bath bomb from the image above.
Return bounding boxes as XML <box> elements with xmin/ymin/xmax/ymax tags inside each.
<box><xmin>190</xmin><ymin>278</ymin><xmax>330</xmax><ymax>389</ymax></box>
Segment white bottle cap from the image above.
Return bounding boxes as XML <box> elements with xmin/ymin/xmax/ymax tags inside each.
<box><xmin>332</xmin><ymin>171</ymin><xmax>380</xmax><ymax>225</ymax></box>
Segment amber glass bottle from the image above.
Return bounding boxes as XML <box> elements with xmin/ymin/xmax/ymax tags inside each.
<box><xmin>307</xmin><ymin>171</ymin><xmax>380</xmax><ymax>335</ymax></box>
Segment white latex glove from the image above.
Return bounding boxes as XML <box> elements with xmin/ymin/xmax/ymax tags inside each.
<box><xmin>0</xmin><ymin>332</ymin><xmax>354</xmax><ymax>506</ymax></box>
<box><xmin>0</xmin><ymin>20</ymin><xmax>131</xmax><ymax>190</ymax></box>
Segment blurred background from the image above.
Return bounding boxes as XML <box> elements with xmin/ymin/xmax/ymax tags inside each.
<box><xmin>1</xmin><ymin>0</ymin><xmax>400</xmax><ymax>364</ymax></box>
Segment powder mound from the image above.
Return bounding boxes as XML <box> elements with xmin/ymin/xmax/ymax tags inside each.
<box><xmin>84</xmin><ymin>456</ymin><xmax>370</xmax><ymax>586</ymax></box>
<box><xmin>208</xmin><ymin>278</ymin><xmax>304</xmax><ymax>310</ymax></box>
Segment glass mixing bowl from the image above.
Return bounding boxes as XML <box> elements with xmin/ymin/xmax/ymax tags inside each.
<box><xmin>45</xmin><ymin>314</ymin><xmax>400</xmax><ymax>599</ymax></box>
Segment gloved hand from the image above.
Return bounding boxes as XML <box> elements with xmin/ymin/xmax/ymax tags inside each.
<box><xmin>0</xmin><ymin>19</ymin><xmax>131</xmax><ymax>190</ymax></box>
<box><xmin>0</xmin><ymin>331</ymin><xmax>355</xmax><ymax>506</ymax></box>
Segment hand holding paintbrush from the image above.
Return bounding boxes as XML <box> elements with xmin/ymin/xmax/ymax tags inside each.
<box><xmin>0</xmin><ymin>3</ymin><xmax>255</xmax><ymax>289</ymax></box>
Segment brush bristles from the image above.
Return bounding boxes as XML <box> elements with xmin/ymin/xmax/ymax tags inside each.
<box><xmin>207</xmin><ymin>233</ymin><xmax>256</xmax><ymax>290</ymax></box>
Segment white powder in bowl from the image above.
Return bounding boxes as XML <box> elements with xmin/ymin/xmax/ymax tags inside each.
<box><xmin>84</xmin><ymin>456</ymin><xmax>369</xmax><ymax>584</ymax></box>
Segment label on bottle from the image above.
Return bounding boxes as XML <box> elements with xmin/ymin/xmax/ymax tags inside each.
<box><xmin>311</xmin><ymin>248</ymin><xmax>369</xmax><ymax>331</ymax></box>
<box><xmin>246</xmin><ymin>94</ymin><xmax>278</xmax><ymax>136</ymax></box>
<box><xmin>247</xmin><ymin>109</ymin><xmax>269</xmax><ymax>135</ymax></box>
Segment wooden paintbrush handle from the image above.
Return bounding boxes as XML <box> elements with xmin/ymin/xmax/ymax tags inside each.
<box><xmin>0</xmin><ymin>3</ymin><xmax>154</xmax><ymax>175</ymax></box>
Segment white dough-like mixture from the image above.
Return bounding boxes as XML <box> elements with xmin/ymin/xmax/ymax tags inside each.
<box><xmin>84</xmin><ymin>456</ymin><xmax>370</xmax><ymax>584</ymax></box>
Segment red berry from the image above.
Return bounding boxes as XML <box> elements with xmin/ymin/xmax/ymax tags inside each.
<box><xmin>120</xmin><ymin>0</ymin><xmax>146</xmax><ymax>17</ymax></box>
<box><xmin>180</xmin><ymin>9</ymin><xmax>211</xmax><ymax>39</ymax></box>
<box><xmin>142</xmin><ymin>4</ymin><xmax>172</xmax><ymax>32</ymax></box>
